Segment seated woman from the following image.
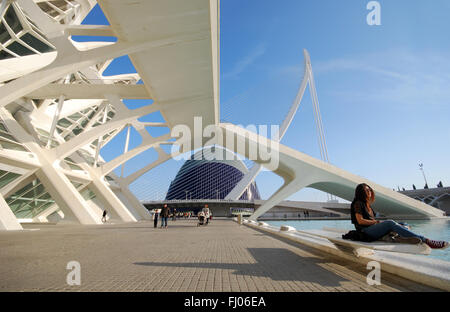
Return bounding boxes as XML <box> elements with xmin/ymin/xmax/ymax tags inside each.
<box><xmin>351</xmin><ymin>183</ymin><xmax>449</xmax><ymax>249</ymax></box>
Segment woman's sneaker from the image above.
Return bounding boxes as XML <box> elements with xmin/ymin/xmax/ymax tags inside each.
<box><xmin>425</xmin><ymin>239</ymin><xmax>449</xmax><ymax>249</ymax></box>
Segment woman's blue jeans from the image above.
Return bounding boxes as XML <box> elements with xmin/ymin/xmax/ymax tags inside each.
<box><xmin>362</xmin><ymin>220</ymin><xmax>426</xmax><ymax>242</ymax></box>
<box><xmin>160</xmin><ymin>217</ymin><xmax>168</xmax><ymax>227</ymax></box>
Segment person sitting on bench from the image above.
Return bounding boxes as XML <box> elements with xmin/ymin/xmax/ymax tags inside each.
<box><xmin>351</xmin><ymin>183</ymin><xmax>448</xmax><ymax>249</ymax></box>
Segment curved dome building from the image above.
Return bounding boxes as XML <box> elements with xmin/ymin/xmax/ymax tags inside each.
<box><xmin>166</xmin><ymin>147</ymin><xmax>261</xmax><ymax>201</ymax></box>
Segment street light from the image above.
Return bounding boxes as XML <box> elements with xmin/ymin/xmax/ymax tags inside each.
<box><xmin>419</xmin><ymin>163</ymin><xmax>429</xmax><ymax>188</ymax></box>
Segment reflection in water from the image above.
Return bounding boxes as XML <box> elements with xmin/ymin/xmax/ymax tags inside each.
<box><xmin>266</xmin><ymin>219</ymin><xmax>450</xmax><ymax>262</ymax></box>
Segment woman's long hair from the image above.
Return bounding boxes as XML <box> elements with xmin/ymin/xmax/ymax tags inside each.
<box><xmin>351</xmin><ymin>183</ymin><xmax>375</xmax><ymax>207</ymax></box>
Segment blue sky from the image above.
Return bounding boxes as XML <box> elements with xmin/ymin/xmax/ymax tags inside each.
<box><xmin>79</xmin><ymin>1</ymin><xmax>450</xmax><ymax>202</ymax></box>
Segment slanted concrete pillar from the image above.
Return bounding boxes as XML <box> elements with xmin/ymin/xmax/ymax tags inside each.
<box><xmin>0</xmin><ymin>107</ymin><xmax>101</xmax><ymax>225</ymax></box>
<box><xmin>88</xmin><ymin>177</ymin><xmax>138</xmax><ymax>222</ymax></box>
<box><xmin>33</xmin><ymin>203</ymin><xmax>59</xmax><ymax>223</ymax></box>
<box><xmin>35</xmin><ymin>164</ymin><xmax>100</xmax><ymax>224</ymax></box>
<box><xmin>249</xmin><ymin>176</ymin><xmax>318</xmax><ymax>221</ymax></box>
<box><xmin>0</xmin><ymin>194</ymin><xmax>23</xmax><ymax>230</ymax></box>
<box><xmin>115</xmin><ymin>182</ymin><xmax>152</xmax><ymax>220</ymax></box>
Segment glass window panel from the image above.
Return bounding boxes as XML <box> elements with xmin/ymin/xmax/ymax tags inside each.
<box><xmin>0</xmin><ymin>22</ymin><xmax>11</xmax><ymax>44</ymax></box>
<box><xmin>0</xmin><ymin>49</ymin><xmax>15</xmax><ymax>60</ymax></box>
<box><xmin>4</xmin><ymin>6</ymin><xmax>23</xmax><ymax>34</ymax></box>
<box><xmin>50</xmin><ymin>0</ymin><xmax>70</xmax><ymax>11</ymax></box>
<box><xmin>0</xmin><ymin>139</ymin><xmax>27</xmax><ymax>151</ymax></box>
<box><xmin>80</xmin><ymin>188</ymin><xmax>96</xmax><ymax>201</ymax></box>
<box><xmin>67</xmin><ymin>163</ymin><xmax>82</xmax><ymax>170</ymax></box>
<box><xmin>57</xmin><ymin>118</ymin><xmax>72</xmax><ymax>128</ymax></box>
<box><xmin>36</xmin><ymin>128</ymin><xmax>50</xmax><ymax>136</ymax></box>
<box><xmin>9</xmin><ymin>199</ymin><xmax>31</xmax><ymax>213</ymax></box>
<box><xmin>105</xmin><ymin>175</ymin><xmax>114</xmax><ymax>181</ymax></box>
<box><xmin>40</xmin><ymin>193</ymin><xmax>52</xmax><ymax>200</ymax></box>
<box><xmin>37</xmin><ymin>3</ymin><xmax>59</xmax><ymax>18</ymax></box>
<box><xmin>0</xmin><ymin>123</ymin><xmax>7</xmax><ymax>132</ymax></box>
<box><xmin>64</xmin><ymin>133</ymin><xmax>75</xmax><ymax>140</ymax></box>
<box><xmin>72</xmin><ymin>126</ymin><xmax>83</xmax><ymax>135</ymax></box>
<box><xmin>70</xmin><ymin>180</ymin><xmax>83</xmax><ymax>189</ymax></box>
<box><xmin>21</xmin><ymin>184</ymin><xmax>46</xmax><ymax>200</ymax></box>
<box><xmin>0</xmin><ymin>172</ymin><xmax>20</xmax><ymax>189</ymax></box>
<box><xmin>12</xmin><ymin>204</ymin><xmax>33</xmax><ymax>218</ymax></box>
<box><xmin>69</xmin><ymin>112</ymin><xmax>83</xmax><ymax>121</ymax></box>
<box><xmin>80</xmin><ymin>118</ymin><xmax>90</xmax><ymax>128</ymax></box>
<box><xmin>25</xmin><ymin>15</ymin><xmax>39</xmax><ymax>29</ymax></box>
<box><xmin>30</xmin><ymin>24</ymin><xmax>47</xmax><ymax>40</ymax></box>
<box><xmin>6</xmin><ymin>179</ymin><xmax>38</xmax><ymax>204</ymax></box>
<box><xmin>33</xmin><ymin>201</ymin><xmax>55</xmax><ymax>216</ymax></box>
<box><xmin>20</xmin><ymin>33</ymin><xmax>54</xmax><ymax>53</ymax></box>
<box><xmin>0</xmin><ymin>130</ymin><xmax>17</xmax><ymax>141</ymax></box>
<box><xmin>6</xmin><ymin>41</ymin><xmax>35</xmax><ymax>56</ymax></box>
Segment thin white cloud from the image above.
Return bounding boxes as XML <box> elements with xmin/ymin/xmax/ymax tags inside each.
<box><xmin>313</xmin><ymin>58</ymin><xmax>411</xmax><ymax>83</ymax></box>
<box><xmin>223</xmin><ymin>43</ymin><xmax>267</xmax><ymax>79</ymax></box>
<box><xmin>301</xmin><ymin>50</ymin><xmax>450</xmax><ymax>108</ymax></box>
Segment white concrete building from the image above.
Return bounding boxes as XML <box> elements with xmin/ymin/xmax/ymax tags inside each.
<box><xmin>0</xmin><ymin>0</ymin><xmax>445</xmax><ymax>230</ymax></box>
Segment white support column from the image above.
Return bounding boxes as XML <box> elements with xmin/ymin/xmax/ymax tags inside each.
<box><xmin>0</xmin><ymin>108</ymin><xmax>100</xmax><ymax>225</ymax></box>
<box><xmin>116</xmin><ymin>178</ymin><xmax>152</xmax><ymax>220</ymax></box>
<box><xmin>121</xmin><ymin>125</ymin><xmax>131</xmax><ymax>177</ymax></box>
<box><xmin>93</xmin><ymin>106</ymin><xmax>109</xmax><ymax>167</ymax></box>
<box><xmin>53</xmin><ymin>102</ymin><xmax>160</xmax><ymax>160</ymax></box>
<box><xmin>47</xmin><ymin>94</ymin><xmax>65</xmax><ymax>148</ymax></box>
<box><xmin>249</xmin><ymin>176</ymin><xmax>316</xmax><ymax>221</ymax></box>
<box><xmin>33</xmin><ymin>203</ymin><xmax>59</xmax><ymax>223</ymax></box>
<box><xmin>87</xmin><ymin>177</ymin><xmax>139</xmax><ymax>222</ymax></box>
<box><xmin>97</xmin><ymin>133</ymin><xmax>172</xmax><ymax>176</ymax></box>
<box><xmin>35</xmin><ymin>164</ymin><xmax>100</xmax><ymax>224</ymax></box>
<box><xmin>0</xmin><ymin>193</ymin><xmax>23</xmax><ymax>230</ymax></box>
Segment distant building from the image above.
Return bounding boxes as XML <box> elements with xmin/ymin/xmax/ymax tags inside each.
<box><xmin>165</xmin><ymin>147</ymin><xmax>261</xmax><ymax>201</ymax></box>
<box><xmin>399</xmin><ymin>187</ymin><xmax>450</xmax><ymax>216</ymax></box>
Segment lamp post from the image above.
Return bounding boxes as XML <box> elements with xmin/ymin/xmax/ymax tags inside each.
<box><xmin>419</xmin><ymin>163</ymin><xmax>428</xmax><ymax>188</ymax></box>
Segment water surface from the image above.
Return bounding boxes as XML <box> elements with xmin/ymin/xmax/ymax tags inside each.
<box><xmin>265</xmin><ymin>218</ymin><xmax>450</xmax><ymax>262</ymax></box>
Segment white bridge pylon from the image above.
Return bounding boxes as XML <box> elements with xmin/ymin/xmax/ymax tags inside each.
<box><xmin>225</xmin><ymin>49</ymin><xmax>332</xmax><ymax>201</ymax></box>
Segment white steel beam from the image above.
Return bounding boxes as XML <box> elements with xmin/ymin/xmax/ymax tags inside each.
<box><xmin>0</xmin><ymin>193</ymin><xmax>23</xmax><ymax>230</ymax></box>
<box><xmin>26</xmin><ymin>84</ymin><xmax>150</xmax><ymax>100</ymax></box>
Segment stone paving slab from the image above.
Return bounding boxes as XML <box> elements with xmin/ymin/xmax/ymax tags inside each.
<box><xmin>0</xmin><ymin>218</ymin><xmax>439</xmax><ymax>292</ymax></box>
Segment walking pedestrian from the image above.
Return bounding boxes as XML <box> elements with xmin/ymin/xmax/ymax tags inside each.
<box><xmin>160</xmin><ymin>204</ymin><xmax>169</xmax><ymax>228</ymax></box>
<box><xmin>153</xmin><ymin>209</ymin><xmax>159</xmax><ymax>228</ymax></box>
<box><xmin>202</xmin><ymin>204</ymin><xmax>210</xmax><ymax>225</ymax></box>
<box><xmin>101</xmin><ymin>210</ymin><xmax>107</xmax><ymax>223</ymax></box>
<box><xmin>172</xmin><ymin>207</ymin><xmax>177</xmax><ymax>221</ymax></box>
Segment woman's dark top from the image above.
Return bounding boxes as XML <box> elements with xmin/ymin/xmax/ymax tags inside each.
<box><xmin>350</xmin><ymin>200</ymin><xmax>376</xmax><ymax>231</ymax></box>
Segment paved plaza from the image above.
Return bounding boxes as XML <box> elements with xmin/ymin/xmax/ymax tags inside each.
<box><xmin>0</xmin><ymin>218</ymin><xmax>438</xmax><ymax>292</ymax></box>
